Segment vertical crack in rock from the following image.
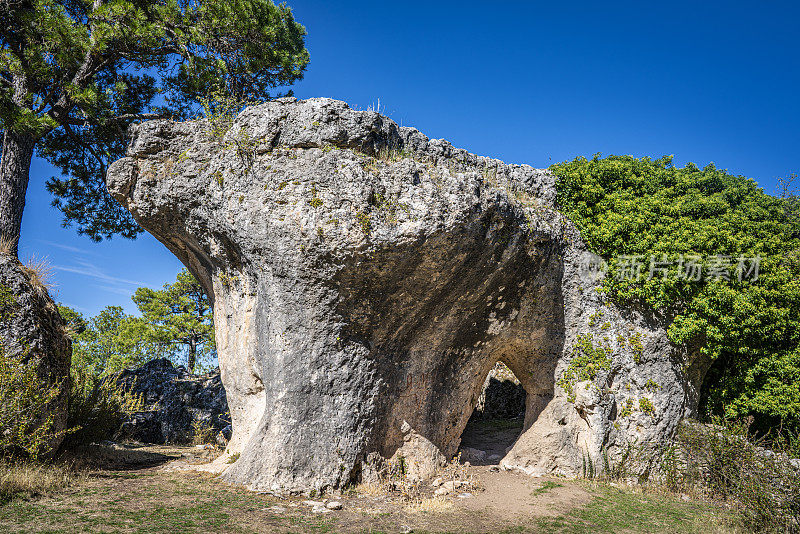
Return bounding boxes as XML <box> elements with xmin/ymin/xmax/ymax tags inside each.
<box><xmin>107</xmin><ymin>97</ymin><xmax>702</xmax><ymax>493</ymax></box>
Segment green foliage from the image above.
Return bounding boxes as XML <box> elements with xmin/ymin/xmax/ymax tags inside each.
<box><xmin>60</xmin><ymin>305</ymin><xmax>166</xmax><ymax>377</ymax></box>
<box><xmin>639</xmin><ymin>397</ymin><xmax>656</xmax><ymax>416</ymax></box>
<box><xmin>0</xmin><ymin>345</ymin><xmax>64</xmax><ymax>460</ymax></box>
<box><xmin>132</xmin><ymin>269</ymin><xmax>215</xmax><ymax>373</ymax></box>
<box><xmin>356</xmin><ymin>210</ymin><xmax>372</xmax><ymax>235</ymax></box>
<box><xmin>63</xmin><ymin>368</ymin><xmax>143</xmax><ymax>448</ymax></box>
<box><xmin>190</xmin><ymin>419</ymin><xmax>216</xmax><ymax>446</ymax></box>
<box><xmin>2</xmin><ymin>0</ymin><xmax>309</xmax><ymax>240</ymax></box>
<box><xmin>552</xmin><ymin>155</ymin><xmax>800</xmax><ymax>431</ymax></box>
<box><xmin>557</xmin><ymin>333</ymin><xmax>612</xmax><ymax>402</ymax></box>
<box><xmin>619</xmin><ymin>398</ymin><xmax>635</xmax><ymax>418</ymax></box>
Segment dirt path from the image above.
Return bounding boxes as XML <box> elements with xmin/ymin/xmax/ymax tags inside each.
<box><xmin>0</xmin><ymin>444</ymin><xmax>733</xmax><ymax>533</ymax></box>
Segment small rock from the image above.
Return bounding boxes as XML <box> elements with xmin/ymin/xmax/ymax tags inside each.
<box><xmin>400</xmin><ymin>527</ymin><xmax>413</xmax><ymax>534</ymax></box>
<box><xmin>433</xmin><ymin>487</ymin><xmax>451</xmax><ymax>496</ymax></box>
<box><xmin>303</xmin><ymin>500</ymin><xmax>325</xmax><ymax>507</ymax></box>
<box><xmin>489</xmin><ymin>466</ymin><xmax>500</xmax><ymax>472</ymax></box>
<box><xmin>441</xmin><ymin>480</ymin><xmax>465</xmax><ymax>491</ymax></box>
<box><xmin>311</xmin><ymin>505</ymin><xmax>330</xmax><ymax>514</ymax></box>
<box><xmin>681</xmin><ymin>494</ymin><xmax>690</xmax><ymax>502</ymax></box>
<box><xmin>325</xmin><ymin>501</ymin><xmax>343</xmax><ymax>510</ymax></box>
<box><xmin>431</xmin><ymin>477</ymin><xmax>443</xmax><ymax>487</ymax></box>
<box><xmin>457</xmin><ymin>492</ymin><xmax>473</xmax><ymax>498</ymax></box>
<box><xmin>266</xmin><ymin>505</ymin><xmax>286</xmax><ymax>513</ymax></box>
<box><xmin>459</xmin><ymin>447</ymin><xmax>484</xmax><ymax>463</ymax></box>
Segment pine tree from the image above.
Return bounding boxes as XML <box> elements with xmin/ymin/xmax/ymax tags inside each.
<box><xmin>132</xmin><ymin>269</ymin><xmax>214</xmax><ymax>373</ymax></box>
<box><xmin>0</xmin><ymin>0</ymin><xmax>308</xmax><ymax>253</ymax></box>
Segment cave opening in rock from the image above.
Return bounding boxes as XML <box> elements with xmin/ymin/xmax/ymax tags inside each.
<box><xmin>458</xmin><ymin>362</ymin><xmax>527</xmax><ymax>465</ymax></box>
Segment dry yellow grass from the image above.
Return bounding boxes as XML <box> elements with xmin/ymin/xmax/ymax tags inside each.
<box><xmin>0</xmin><ymin>234</ymin><xmax>16</xmax><ymax>255</ymax></box>
<box><xmin>404</xmin><ymin>496</ymin><xmax>454</xmax><ymax>513</ymax></box>
<box><xmin>353</xmin><ymin>481</ymin><xmax>384</xmax><ymax>496</ymax></box>
<box><xmin>21</xmin><ymin>255</ymin><xmax>54</xmax><ymax>295</ymax></box>
<box><xmin>0</xmin><ymin>461</ymin><xmax>83</xmax><ymax>501</ymax></box>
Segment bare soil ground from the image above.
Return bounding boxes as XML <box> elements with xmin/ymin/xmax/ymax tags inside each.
<box><xmin>0</xmin><ymin>443</ymin><xmax>737</xmax><ymax>533</ymax></box>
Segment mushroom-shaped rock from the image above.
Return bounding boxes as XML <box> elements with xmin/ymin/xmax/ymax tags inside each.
<box><xmin>107</xmin><ymin>97</ymin><xmax>699</xmax><ymax>493</ymax></box>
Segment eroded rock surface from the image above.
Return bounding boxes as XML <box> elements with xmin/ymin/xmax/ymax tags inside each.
<box><xmin>113</xmin><ymin>358</ymin><xmax>229</xmax><ymax>444</ymax></box>
<box><xmin>0</xmin><ymin>253</ymin><xmax>71</xmax><ymax>457</ymax></box>
<box><xmin>107</xmin><ymin>97</ymin><xmax>702</xmax><ymax>492</ymax></box>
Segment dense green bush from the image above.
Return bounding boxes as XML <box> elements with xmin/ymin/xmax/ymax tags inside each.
<box><xmin>0</xmin><ymin>345</ymin><xmax>64</xmax><ymax>459</ymax></box>
<box><xmin>552</xmin><ymin>155</ymin><xmax>800</xmax><ymax>432</ymax></box>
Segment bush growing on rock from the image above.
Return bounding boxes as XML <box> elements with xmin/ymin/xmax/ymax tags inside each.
<box><xmin>0</xmin><ymin>256</ymin><xmax>71</xmax><ymax>460</ymax></box>
<box><xmin>553</xmin><ymin>155</ymin><xmax>800</xmax><ymax>435</ymax></box>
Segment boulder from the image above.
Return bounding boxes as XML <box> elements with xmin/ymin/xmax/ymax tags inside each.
<box><xmin>114</xmin><ymin>358</ymin><xmax>228</xmax><ymax>444</ymax></box>
<box><xmin>107</xmin><ymin>97</ymin><xmax>704</xmax><ymax>492</ymax></box>
<box><xmin>0</xmin><ymin>254</ymin><xmax>71</xmax><ymax>457</ymax></box>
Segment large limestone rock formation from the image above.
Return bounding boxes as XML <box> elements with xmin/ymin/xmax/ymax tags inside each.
<box><xmin>0</xmin><ymin>253</ymin><xmax>71</xmax><ymax>457</ymax></box>
<box><xmin>107</xmin><ymin>98</ymin><xmax>702</xmax><ymax>493</ymax></box>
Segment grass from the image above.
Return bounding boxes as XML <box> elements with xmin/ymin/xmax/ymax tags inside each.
<box><xmin>536</xmin><ymin>484</ymin><xmax>736</xmax><ymax>534</ymax></box>
<box><xmin>0</xmin><ymin>235</ymin><xmax>16</xmax><ymax>256</ymax></box>
<box><xmin>0</xmin><ymin>444</ymin><xmax>737</xmax><ymax>534</ymax></box>
<box><xmin>0</xmin><ymin>461</ymin><xmax>82</xmax><ymax>502</ymax></box>
<box><xmin>531</xmin><ymin>480</ymin><xmax>563</xmax><ymax>497</ymax></box>
<box><xmin>20</xmin><ymin>255</ymin><xmax>54</xmax><ymax>295</ymax></box>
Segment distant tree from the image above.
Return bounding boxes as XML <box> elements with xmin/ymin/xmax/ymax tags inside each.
<box><xmin>0</xmin><ymin>0</ymin><xmax>309</xmax><ymax>254</ymax></box>
<box><xmin>59</xmin><ymin>305</ymin><xmax>165</xmax><ymax>377</ymax></box>
<box><xmin>132</xmin><ymin>269</ymin><xmax>214</xmax><ymax>373</ymax></box>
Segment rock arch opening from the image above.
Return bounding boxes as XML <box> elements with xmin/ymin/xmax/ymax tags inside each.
<box><xmin>458</xmin><ymin>362</ymin><xmax>527</xmax><ymax>465</ymax></box>
<box><xmin>108</xmin><ymin>97</ymin><xmax>696</xmax><ymax>491</ymax></box>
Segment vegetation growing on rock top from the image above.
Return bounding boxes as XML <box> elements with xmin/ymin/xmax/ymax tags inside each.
<box><xmin>552</xmin><ymin>155</ymin><xmax>800</xmax><ymax>432</ymax></box>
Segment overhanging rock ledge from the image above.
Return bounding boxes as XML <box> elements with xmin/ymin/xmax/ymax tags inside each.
<box><xmin>106</xmin><ymin>97</ymin><xmax>705</xmax><ymax>493</ymax></box>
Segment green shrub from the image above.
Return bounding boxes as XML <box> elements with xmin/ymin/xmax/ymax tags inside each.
<box><xmin>0</xmin><ymin>346</ymin><xmax>65</xmax><ymax>459</ymax></box>
<box><xmin>191</xmin><ymin>418</ymin><xmax>216</xmax><ymax>446</ymax></box>
<box><xmin>659</xmin><ymin>419</ymin><xmax>800</xmax><ymax>532</ymax></box>
<box><xmin>0</xmin><ymin>285</ymin><xmax>65</xmax><ymax>460</ymax></box>
<box><xmin>552</xmin><ymin>155</ymin><xmax>800</xmax><ymax>433</ymax></box>
<box><xmin>63</xmin><ymin>368</ymin><xmax>143</xmax><ymax>447</ymax></box>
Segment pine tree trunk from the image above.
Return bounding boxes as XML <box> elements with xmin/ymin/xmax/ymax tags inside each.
<box><xmin>0</xmin><ymin>129</ymin><xmax>36</xmax><ymax>257</ymax></box>
<box><xmin>188</xmin><ymin>338</ymin><xmax>196</xmax><ymax>374</ymax></box>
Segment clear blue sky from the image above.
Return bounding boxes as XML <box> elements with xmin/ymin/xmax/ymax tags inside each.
<box><xmin>19</xmin><ymin>0</ymin><xmax>800</xmax><ymax>317</ymax></box>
